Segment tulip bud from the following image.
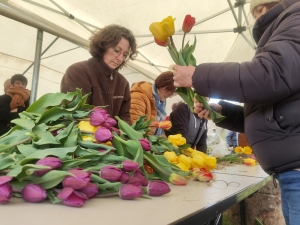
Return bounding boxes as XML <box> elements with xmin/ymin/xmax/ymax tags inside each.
<box><xmin>243</xmin><ymin>158</ymin><xmax>256</xmax><ymax>166</ymax></box>
<box><xmin>119</xmin><ymin>172</ymin><xmax>129</xmax><ymax>184</ymax></box>
<box><xmin>133</xmin><ymin>172</ymin><xmax>148</xmax><ymax>186</ymax></box>
<box><xmin>126</xmin><ymin>177</ymin><xmax>142</xmax><ymax>186</ymax></box>
<box><xmin>147</xmin><ymin>181</ymin><xmax>171</xmax><ymax>196</ymax></box>
<box><xmin>182</xmin><ymin>14</ymin><xmax>196</xmax><ymax>33</ymax></box>
<box><xmin>92</xmin><ymin>107</ymin><xmax>109</xmax><ymax>117</ymax></box>
<box><xmin>90</xmin><ymin>112</ymin><xmax>105</xmax><ymax>126</ymax></box>
<box><xmin>100</xmin><ymin>166</ymin><xmax>122</xmax><ymax>182</ymax></box>
<box><xmin>95</xmin><ymin>127</ymin><xmax>113</xmax><ymax>143</ymax></box>
<box><xmin>197</xmin><ymin>168</ymin><xmax>213</xmax><ymax>182</ymax></box>
<box><xmin>0</xmin><ymin>176</ymin><xmax>13</xmax><ymax>204</ymax></box>
<box><xmin>35</xmin><ymin>157</ymin><xmax>62</xmax><ymax>176</ymax></box>
<box><xmin>78</xmin><ymin>182</ymin><xmax>98</xmax><ymax>199</ymax></box>
<box><xmin>57</xmin><ymin>187</ymin><xmax>88</xmax><ymax>207</ymax></box>
<box><xmin>154</xmin><ymin>37</ymin><xmax>168</xmax><ymax>47</ymax></box>
<box><xmin>111</xmin><ymin>127</ymin><xmax>120</xmax><ymax>136</ymax></box>
<box><xmin>139</xmin><ymin>138</ymin><xmax>151</xmax><ymax>151</ymax></box>
<box><xmin>161</xmin><ymin>16</ymin><xmax>176</xmax><ymax>37</ymax></box>
<box><xmin>158</xmin><ymin>121</ymin><xmax>172</xmax><ymax>130</ymax></box>
<box><xmin>105</xmin><ymin>117</ymin><xmax>117</xmax><ymax>127</ymax></box>
<box><xmin>169</xmin><ymin>173</ymin><xmax>187</xmax><ymax>186</ymax></box>
<box><xmin>21</xmin><ymin>184</ymin><xmax>47</xmax><ymax>203</ymax></box>
<box><xmin>122</xmin><ymin>160</ymin><xmax>139</xmax><ymax>172</ymax></box>
<box><xmin>119</xmin><ymin>184</ymin><xmax>143</xmax><ymax>200</ymax></box>
<box><xmin>62</xmin><ymin>169</ymin><xmax>91</xmax><ymax>190</ymax></box>
<box><xmin>149</xmin><ymin>22</ymin><xmax>168</xmax><ymax>42</ymax></box>
<box><xmin>191</xmin><ymin>168</ymin><xmax>201</xmax><ymax>180</ymax></box>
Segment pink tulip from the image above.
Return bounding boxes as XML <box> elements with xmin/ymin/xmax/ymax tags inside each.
<box><xmin>147</xmin><ymin>181</ymin><xmax>171</xmax><ymax>196</ymax></box>
<box><xmin>35</xmin><ymin>157</ymin><xmax>62</xmax><ymax>176</ymax></box>
<box><xmin>119</xmin><ymin>172</ymin><xmax>129</xmax><ymax>184</ymax></box>
<box><xmin>105</xmin><ymin>117</ymin><xmax>117</xmax><ymax>127</ymax></box>
<box><xmin>133</xmin><ymin>172</ymin><xmax>148</xmax><ymax>186</ymax></box>
<box><xmin>126</xmin><ymin>177</ymin><xmax>142</xmax><ymax>186</ymax></box>
<box><xmin>21</xmin><ymin>184</ymin><xmax>47</xmax><ymax>203</ymax></box>
<box><xmin>100</xmin><ymin>166</ymin><xmax>122</xmax><ymax>182</ymax></box>
<box><xmin>90</xmin><ymin>112</ymin><xmax>105</xmax><ymax>126</ymax></box>
<box><xmin>119</xmin><ymin>184</ymin><xmax>143</xmax><ymax>200</ymax></box>
<box><xmin>57</xmin><ymin>187</ymin><xmax>88</xmax><ymax>207</ymax></box>
<box><xmin>0</xmin><ymin>176</ymin><xmax>13</xmax><ymax>204</ymax></box>
<box><xmin>95</xmin><ymin>127</ymin><xmax>113</xmax><ymax>143</ymax></box>
<box><xmin>62</xmin><ymin>169</ymin><xmax>91</xmax><ymax>190</ymax></box>
<box><xmin>139</xmin><ymin>138</ymin><xmax>151</xmax><ymax>151</ymax></box>
<box><xmin>122</xmin><ymin>160</ymin><xmax>139</xmax><ymax>172</ymax></box>
<box><xmin>111</xmin><ymin>127</ymin><xmax>120</xmax><ymax>136</ymax></box>
<box><xmin>78</xmin><ymin>182</ymin><xmax>98</xmax><ymax>199</ymax></box>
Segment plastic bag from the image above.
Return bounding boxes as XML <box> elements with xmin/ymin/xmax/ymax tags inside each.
<box><xmin>208</xmin><ymin>130</ymin><xmax>230</xmax><ymax>158</ymax></box>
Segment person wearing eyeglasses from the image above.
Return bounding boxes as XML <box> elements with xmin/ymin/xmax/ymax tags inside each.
<box><xmin>60</xmin><ymin>24</ymin><xmax>137</xmax><ymax>124</ymax></box>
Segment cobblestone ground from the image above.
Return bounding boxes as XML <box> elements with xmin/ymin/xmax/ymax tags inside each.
<box><xmin>227</xmin><ymin>180</ymin><xmax>286</xmax><ymax>225</ymax></box>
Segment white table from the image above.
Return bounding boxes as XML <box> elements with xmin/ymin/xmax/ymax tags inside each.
<box><xmin>2</xmin><ymin>166</ymin><xmax>271</xmax><ymax>225</ymax></box>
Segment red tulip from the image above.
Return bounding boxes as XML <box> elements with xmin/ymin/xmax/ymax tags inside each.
<box><xmin>197</xmin><ymin>168</ymin><xmax>213</xmax><ymax>182</ymax></box>
<box><xmin>154</xmin><ymin>38</ymin><xmax>168</xmax><ymax>47</ymax></box>
<box><xmin>182</xmin><ymin>14</ymin><xmax>196</xmax><ymax>33</ymax></box>
<box><xmin>0</xmin><ymin>176</ymin><xmax>13</xmax><ymax>204</ymax></box>
<box><xmin>57</xmin><ymin>187</ymin><xmax>88</xmax><ymax>207</ymax></box>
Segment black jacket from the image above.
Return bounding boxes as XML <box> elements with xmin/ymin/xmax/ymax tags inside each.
<box><xmin>192</xmin><ymin>0</ymin><xmax>300</xmax><ymax>174</ymax></box>
<box><xmin>0</xmin><ymin>94</ymin><xmax>29</xmax><ymax>136</ymax></box>
<box><xmin>165</xmin><ymin>103</ymin><xmax>207</xmax><ymax>153</ymax></box>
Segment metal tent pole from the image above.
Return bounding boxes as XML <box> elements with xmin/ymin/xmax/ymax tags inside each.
<box><xmin>30</xmin><ymin>29</ymin><xmax>43</xmax><ymax>104</ymax></box>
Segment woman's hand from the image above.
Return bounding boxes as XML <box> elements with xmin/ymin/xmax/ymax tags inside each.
<box><xmin>193</xmin><ymin>99</ymin><xmax>222</xmax><ymax>120</ymax></box>
<box><xmin>173</xmin><ymin>65</ymin><xmax>195</xmax><ymax>87</ymax></box>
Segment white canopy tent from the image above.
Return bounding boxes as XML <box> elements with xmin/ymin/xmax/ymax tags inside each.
<box><xmin>0</xmin><ymin>0</ymin><xmax>255</xmax><ymax>114</ymax></box>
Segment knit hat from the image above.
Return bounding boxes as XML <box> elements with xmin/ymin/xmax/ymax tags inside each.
<box><xmin>250</xmin><ymin>0</ymin><xmax>280</xmax><ymax>16</ymax></box>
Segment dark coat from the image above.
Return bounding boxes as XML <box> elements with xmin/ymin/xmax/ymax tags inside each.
<box><xmin>192</xmin><ymin>0</ymin><xmax>300</xmax><ymax>174</ymax></box>
<box><xmin>0</xmin><ymin>94</ymin><xmax>29</xmax><ymax>136</ymax></box>
<box><xmin>165</xmin><ymin>103</ymin><xmax>207</xmax><ymax>153</ymax></box>
<box><xmin>61</xmin><ymin>57</ymin><xmax>131</xmax><ymax>124</ymax></box>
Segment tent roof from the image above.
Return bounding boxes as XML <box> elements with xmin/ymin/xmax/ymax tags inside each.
<box><xmin>0</xmin><ymin>0</ymin><xmax>255</xmax><ymax>113</ymax></box>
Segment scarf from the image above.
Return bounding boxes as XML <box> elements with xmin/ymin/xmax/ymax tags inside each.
<box><xmin>152</xmin><ymin>84</ymin><xmax>167</xmax><ymax>136</ymax></box>
<box><xmin>6</xmin><ymin>88</ymin><xmax>31</xmax><ymax>110</ymax></box>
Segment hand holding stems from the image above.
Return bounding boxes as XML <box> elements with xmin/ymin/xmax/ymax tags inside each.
<box><xmin>172</xmin><ymin>65</ymin><xmax>195</xmax><ymax>88</ymax></box>
<box><xmin>194</xmin><ymin>99</ymin><xmax>223</xmax><ymax>120</ymax></box>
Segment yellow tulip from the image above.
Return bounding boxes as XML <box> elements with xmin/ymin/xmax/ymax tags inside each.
<box><xmin>243</xmin><ymin>146</ymin><xmax>252</xmax><ymax>155</ymax></box>
<box><xmin>234</xmin><ymin>146</ymin><xmax>243</xmax><ymax>154</ymax></box>
<box><xmin>176</xmin><ymin>162</ymin><xmax>190</xmax><ymax>172</ymax></box>
<box><xmin>164</xmin><ymin>151</ymin><xmax>178</xmax><ymax>163</ymax></box>
<box><xmin>243</xmin><ymin>158</ymin><xmax>256</xmax><ymax>166</ymax></box>
<box><xmin>205</xmin><ymin>156</ymin><xmax>217</xmax><ymax>170</ymax></box>
<box><xmin>78</xmin><ymin>121</ymin><xmax>98</xmax><ymax>133</ymax></box>
<box><xmin>178</xmin><ymin>154</ymin><xmax>192</xmax><ymax>169</ymax></box>
<box><xmin>167</xmin><ymin>134</ymin><xmax>186</xmax><ymax>147</ymax></box>
<box><xmin>82</xmin><ymin>135</ymin><xmax>96</xmax><ymax>142</ymax></box>
<box><xmin>192</xmin><ymin>155</ymin><xmax>206</xmax><ymax>168</ymax></box>
<box><xmin>149</xmin><ymin>22</ymin><xmax>168</xmax><ymax>42</ymax></box>
<box><xmin>191</xmin><ymin>150</ymin><xmax>207</xmax><ymax>159</ymax></box>
<box><xmin>161</xmin><ymin>16</ymin><xmax>175</xmax><ymax>37</ymax></box>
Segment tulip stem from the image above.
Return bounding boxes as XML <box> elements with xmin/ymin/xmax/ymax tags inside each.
<box><xmin>11</xmin><ymin>137</ymin><xmax>32</xmax><ymax>147</ymax></box>
<box><xmin>182</xmin><ymin>33</ymin><xmax>186</xmax><ymax>51</ymax></box>
<box><xmin>169</xmin><ymin>36</ymin><xmax>179</xmax><ymax>64</ymax></box>
<box><xmin>80</xmin><ymin>130</ymin><xmax>95</xmax><ymax>134</ymax></box>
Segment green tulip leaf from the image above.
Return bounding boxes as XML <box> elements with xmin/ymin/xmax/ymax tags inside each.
<box><xmin>11</xmin><ymin>180</ymin><xmax>30</xmax><ymax>192</ymax></box>
<box><xmin>60</xmin><ymin>158</ymin><xmax>91</xmax><ymax>170</ymax></box>
<box><xmin>17</xmin><ymin>144</ymin><xmax>37</xmax><ymax>157</ymax></box>
<box><xmin>63</xmin><ymin>127</ymin><xmax>79</xmax><ymax>147</ymax></box>
<box><xmin>78</xmin><ymin>140</ymin><xmax>115</xmax><ymax>151</ymax></box>
<box><xmin>115</xmin><ymin>116</ymin><xmax>143</xmax><ymax>140</ymax></box>
<box><xmin>10</xmin><ymin>118</ymin><xmax>35</xmax><ymax>132</ymax></box>
<box><xmin>32</xmin><ymin>170</ymin><xmax>75</xmax><ymax>189</ymax></box>
<box><xmin>7</xmin><ymin>164</ymin><xmax>51</xmax><ymax>181</ymax></box>
<box><xmin>32</xmin><ymin>124</ymin><xmax>61</xmax><ymax>146</ymax></box>
<box><xmin>124</xmin><ymin>140</ymin><xmax>144</xmax><ymax>167</ymax></box>
<box><xmin>37</xmin><ymin>107</ymin><xmax>73</xmax><ymax>124</ymax></box>
<box><xmin>0</xmin><ymin>153</ymin><xmax>18</xmax><ymax>170</ymax></box>
<box><xmin>47</xmin><ymin>190</ymin><xmax>62</xmax><ymax>203</ymax></box>
<box><xmin>55</xmin><ymin>122</ymin><xmax>74</xmax><ymax>144</ymax></box>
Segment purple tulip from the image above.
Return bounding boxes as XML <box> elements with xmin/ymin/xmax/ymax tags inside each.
<box><xmin>122</xmin><ymin>160</ymin><xmax>139</xmax><ymax>172</ymax></box>
<box><xmin>126</xmin><ymin>177</ymin><xmax>142</xmax><ymax>186</ymax></box>
<box><xmin>133</xmin><ymin>172</ymin><xmax>148</xmax><ymax>186</ymax></box>
<box><xmin>62</xmin><ymin>169</ymin><xmax>91</xmax><ymax>190</ymax></box>
<box><xmin>35</xmin><ymin>157</ymin><xmax>62</xmax><ymax>176</ymax></box>
<box><xmin>111</xmin><ymin>127</ymin><xmax>120</xmax><ymax>136</ymax></box>
<box><xmin>95</xmin><ymin>127</ymin><xmax>113</xmax><ymax>143</ymax></box>
<box><xmin>147</xmin><ymin>181</ymin><xmax>171</xmax><ymax>196</ymax></box>
<box><xmin>57</xmin><ymin>187</ymin><xmax>88</xmax><ymax>207</ymax></box>
<box><xmin>119</xmin><ymin>184</ymin><xmax>143</xmax><ymax>200</ymax></box>
<box><xmin>139</xmin><ymin>138</ymin><xmax>151</xmax><ymax>151</ymax></box>
<box><xmin>119</xmin><ymin>172</ymin><xmax>129</xmax><ymax>184</ymax></box>
<box><xmin>101</xmin><ymin>122</ymin><xmax>112</xmax><ymax>130</ymax></box>
<box><xmin>91</xmin><ymin>107</ymin><xmax>109</xmax><ymax>120</ymax></box>
<box><xmin>21</xmin><ymin>184</ymin><xmax>47</xmax><ymax>203</ymax></box>
<box><xmin>90</xmin><ymin>112</ymin><xmax>105</xmax><ymax>126</ymax></box>
<box><xmin>78</xmin><ymin>182</ymin><xmax>98</xmax><ymax>199</ymax></box>
<box><xmin>0</xmin><ymin>176</ymin><xmax>13</xmax><ymax>204</ymax></box>
<box><xmin>100</xmin><ymin>166</ymin><xmax>122</xmax><ymax>182</ymax></box>
<box><xmin>105</xmin><ymin>117</ymin><xmax>117</xmax><ymax>127</ymax></box>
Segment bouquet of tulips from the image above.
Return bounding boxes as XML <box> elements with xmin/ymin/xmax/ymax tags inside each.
<box><xmin>0</xmin><ymin>89</ymin><xmax>190</xmax><ymax>207</ymax></box>
<box><xmin>149</xmin><ymin>15</ymin><xmax>225</xmax><ymax>123</ymax></box>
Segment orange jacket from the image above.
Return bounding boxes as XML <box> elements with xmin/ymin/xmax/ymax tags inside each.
<box><xmin>130</xmin><ymin>81</ymin><xmax>156</xmax><ymax>124</ymax></box>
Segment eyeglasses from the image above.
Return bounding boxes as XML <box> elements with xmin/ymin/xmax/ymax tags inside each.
<box><xmin>111</xmin><ymin>47</ymin><xmax>129</xmax><ymax>59</ymax></box>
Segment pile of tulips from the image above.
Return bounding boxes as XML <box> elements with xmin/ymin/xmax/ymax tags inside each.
<box><xmin>234</xmin><ymin>146</ymin><xmax>256</xmax><ymax>166</ymax></box>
